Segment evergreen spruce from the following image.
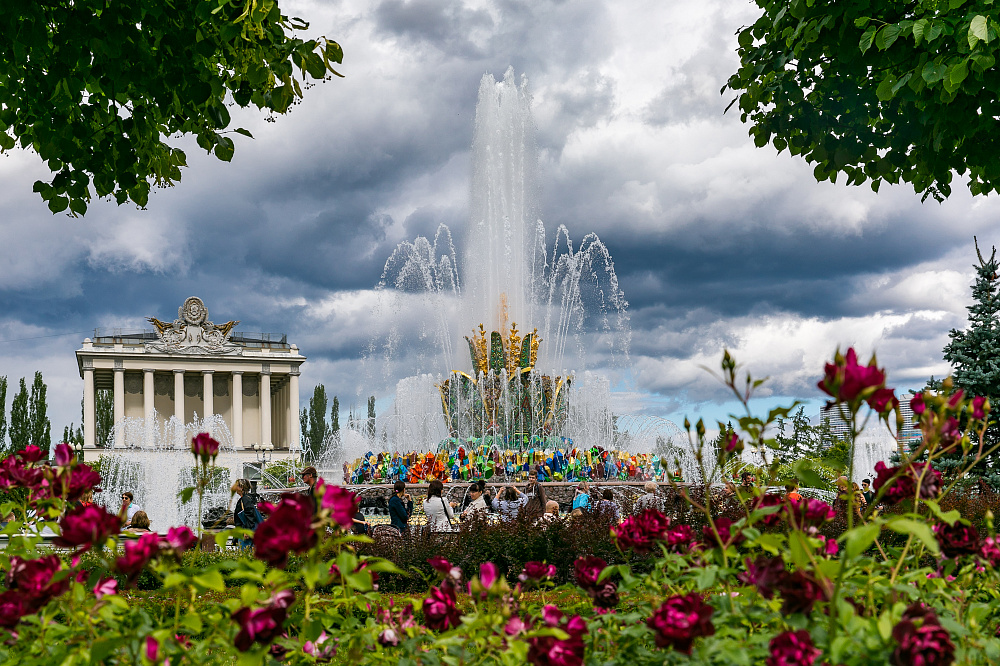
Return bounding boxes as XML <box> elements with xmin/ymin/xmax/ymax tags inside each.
<box><xmin>9</xmin><ymin>378</ymin><xmax>29</xmax><ymax>451</ymax></box>
<box><xmin>943</xmin><ymin>238</ymin><xmax>1000</xmax><ymax>483</ymax></box>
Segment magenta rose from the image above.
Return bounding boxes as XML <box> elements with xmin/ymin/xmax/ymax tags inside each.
<box><xmin>767</xmin><ymin>630</ymin><xmax>820</xmax><ymax>666</ymax></box>
<box><xmin>317</xmin><ymin>480</ymin><xmax>359</xmax><ymax>530</ymax></box>
<box><xmin>777</xmin><ymin>571</ymin><xmax>829</xmax><ymax>615</ymax></box>
<box><xmin>911</xmin><ymin>392</ymin><xmax>926</xmax><ymax>415</ymax></box>
<box><xmin>972</xmin><ymin>396</ymin><xmax>989</xmax><ymax>420</ymax></box>
<box><xmin>422</xmin><ymin>581</ymin><xmax>460</xmax><ymax>631</ymax></box>
<box><xmin>754</xmin><ymin>494</ymin><xmax>785</xmax><ymax>527</ymax></box>
<box><xmin>190</xmin><ymin>432</ymin><xmax>220</xmax><ymax>463</ymax></box>
<box><xmin>573</xmin><ymin>555</ymin><xmax>607</xmax><ymax>593</ymax></box>
<box><xmin>979</xmin><ymin>535</ymin><xmax>1000</xmax><ymax>567</ymax></box>
<box><xmin>785</xmin><ymin>497</ymin><xmax>836</xmax><ymax>527</ymax></box>
<box><xmin>527</xmin><ymin>605</ymin><xmax>587</xmax><ymax>666</ymax></box>
<box><xmin>933</xmin><ymin>521</ymin><xmax>981</xmax><ymax>559</ymax></box>
<box><xmin>428</xmin><ymin>557</ymin><xmax>462</xmax><ymax>580</ymax></box>
<box><xmin>612</xmin><ymin>508</ymin><xmax>671</xmax><ymax>554</ymax></box>
<box><xmin>663</xmin><ymin>523</ymin><xmax>696</xmax><ymax>552</ymax></box>
<box><xmin>591</xmin><ymin>581</ymin><xmax>619</xmax><ymax>610</ymax></box>
<box><xmin>7</xmin><ymin>555</ymin><xmax>69</xmax><ymax>612</ymax></box>
<box><xmin>115</xmin><ymin>533</ymin><xmax>162</xmax><ymax>582</ymax></box>
<box><xmin>17</xmin><ymin>445</ymin><xmax>45</xmax><ymax>463</ymax></box>
<box><xmin>646</xmin><ymin>593</ymin><xmax>715</xmax><ymax>654</ymax></box>
<box><xmin>737</xmin><ymin>555</ymin><xmax>786</xmax><ymax>599</ymax></box>
<box><xmin>232</xmin><ymin>589</ymin><xmax>295</xmax><ymax>652</ymax></box>
<box><xmin>54</xmin><ymin>503</ymin><xmax>122</xmax><ymax>551</ymax></box>
<box><xmin>40</xmin><ymin>463</ymin><xmax>102</xmax><ymax>503</ymax></box>
<box><xmin>253</xmin><ymin>493</ymin><xmax>317</xmax><ymax>568</ymax></box>
<box><xmin>53</xmin><ymin>443</ymin><xmax>74</xmax><ymax>467</ymax></box>
<box><xmin>479</xmin><ymin>562</ymin><xmax>499</xmax><ymax>590</ymax></box>
<box><xmin>725</xmin><ymin>433</ymin><xmax>744</xmax><ymax>454</ymax></box>
<box><xmin>162</xmin><ymin>526</ymin><xmax>199</xmax><ymax>553</ymax></box>
<box><xmin>891</xmin><ymin>603</ymin><xmax>954</xmax><ymax>666</ymax></box>
<box><xmin>0</xmin><ymin>591</ymin><xmax>26</xmax><ymax>629</ymax></box>
<box><xmin>520</xmin><ymin>561</ymin><xmax>557</xmax><ymax>582</ymax></box>
<box><xmin>872</xmin><ymin>461</ymin><xmax>941</xmax><ymax>504</ymax></box>
<box><xmin>817</xmin><ymin>348</ymin><xmax>886</xmax><ymax>404</ymax></box>
<box><xmin>867</xmin><ymin>387</ymin><xmax>898</xmax><ymax>414</ymax></box>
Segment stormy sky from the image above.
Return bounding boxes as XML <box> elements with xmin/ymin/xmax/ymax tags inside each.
<box><xmin>0</xmin><ymin>0</ymin><xmax>994</xmax><ymax>437</ymax></box>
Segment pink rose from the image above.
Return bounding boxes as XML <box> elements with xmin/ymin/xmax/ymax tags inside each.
<box><xmin>933</xmin><ymin>521</ymin><xmax>981</xmax><ymax>559</ymax></box>
<box><xmin>6</xmin><ymin>555</ymin><xmax>69</xmax><ymax>612</ymax></box>
<box><xmin>162</xmin><ymin>526</ymin><xmax>199</xmax><ymax>553</ymax></box>
<box><xmin>190</xmin><ymin>432</ymin><xmax>220</xmax><ymax>463</ymax></box>
<box><xmin>316</xmin><ymin>480</ymin><xmax>358</xmax><ymax>530</ymax></box>
<box><xmin>573</xmin><ymin>555</ymin><xmax>607</xmax><ymax>593</ymax></box>
<box><xmin>872</xmin><ymin>461</ymin><xmax>941</xmax><ymax>504</ymax></box>
<box><xmin>422</xmin><ymin>581</ymin><xmax>460</xmax><ymax>631</ymax></box>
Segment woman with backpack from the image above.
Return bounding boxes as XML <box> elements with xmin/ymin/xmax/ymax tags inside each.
<box><xmin>232</xmin><ymin>479</ymin><xmax>261</xmax><ymax>548</ymax></box>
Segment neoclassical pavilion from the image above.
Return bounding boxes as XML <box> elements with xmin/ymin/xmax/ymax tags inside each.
<box><xmin>75</xmin><ymin>297</ymin><xmax>304</xmax><ymax>450</ymax></box>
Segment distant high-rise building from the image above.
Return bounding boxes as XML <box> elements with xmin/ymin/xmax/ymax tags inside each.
<box><xmin>818</xmin><ymin>398</ymin><xmax>919</xmax><ymax>452</ymax></box>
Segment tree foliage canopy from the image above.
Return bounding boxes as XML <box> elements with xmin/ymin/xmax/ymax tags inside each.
<box><xmin>0</xmin><ymin>0</ymin><xmax>342</xmax><ymax>215</ymax></box>
<box><xmin>726</xmin><ymin>0</ymin><xmax>1000</xmax><ymax>201</ymax></box>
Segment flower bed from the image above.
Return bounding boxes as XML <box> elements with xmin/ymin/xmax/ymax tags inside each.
<box><xmin>0</xmin><ymin>349</ymin><xmax>997</xmax><ymax>664</ymax></box>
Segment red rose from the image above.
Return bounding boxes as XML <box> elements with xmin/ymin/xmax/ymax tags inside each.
<box><xmin>190</xmin><ymin>432</ymin><xmax>220</xmax><ymax>463</ymax></box>
<box><xmin>253</xmin><ymin>493</ymin><xmax>317</xmax><ymax>568</ymax></box>
<box><xmin>767</xmin><ymin>630</ymin><xmax>820</xmax><ymax>666</ymax></box>
<box><xmin>520</xmin><ymin>561</ymin><xmax>557</xmax><ymax>582</ymax></box>
<box><xmin>817</xmin><ymin>348</ymin><xmax>887</xmax><ymax>405</ymax></box>
<box><xmin>702</xmin><ymin>517</ymin><xmax>744</xmax><ymax>548</ymax></box>
<box><xmin>737</xmin><ymin>555</ymin><xmax>785</xmax><ymax>599</ymax></box>
<box><xmin>54</xmin><ymin>503</ymin><xmax>121</xmax><ymax>551</ymax></box>
<box><xmin>972</xmin><ymin>396</ymin><xmax>990</xmax><ymax>420</ymax></box>
<box><xmin>646</xmin><ymin>593</ymin><xmax>715</xmax><ymax>654</ymax></box>
<box><xmin>527</xmin><ymin>605</ymin><xmax>587</xmax><ymax>666</ymax></box>
<box><xmin>911</xmin><ymin>393</ymin><xmax>926</xmax><ymax>415</ymax></box>
<box><xmin>232</xmin><ymin>589</ymin><xmax>295</xmax><ymax>652</ymax></box>
<box><xmin>115</xmin><ymin>533</ymin><xmax>162</xmax><ymax>582</ymax></box>
<box><xmin>7</xmin><ymin>555</ymin><xmax>69</xmax><ymax>612</ymax></box>
<box><xmin>573</xmin><ymin>556</ymin><xmax>607</xmax><ymax>593</ymax></box>
<box><xmin>785</xmin><ymin>498</ymin><xmax>836</xmax><ymax>527</ymax></box>
<box><xmin>933</xmin><ymin>522</ymin><xmax>981</xmax><ymax>559</ymax></box>
<box><xmin>17</xmin><ymin>446</ymin><xmax>45</xmax><ymax>463</ymax></box>
<box><xmin>872</xmin><ymin>461</ymin><xmax>941</xmax><ymax>504</ymax></box>
<box><xmin>777</xmin><ymin>570</ymin><xmax>829</xmax><ymax>615</ymax></box>
<box><xmin>754</xmin><ymin>494</ymin><xmax>785</xmax><ymax>527</ymax></box>
<box><xmin>0</xmin><ymin>591</ymin><xmax>26</xmax><ymax>628</ymax></box>
<box><xmin>891</xmin><ymin>603</ymin><xmax>954</xmax><ymax>666</ymax></box>
<box><xmin>612</xmin><ymin>509</ymin><xmax>671</xmax><ymax>554</ymax></box>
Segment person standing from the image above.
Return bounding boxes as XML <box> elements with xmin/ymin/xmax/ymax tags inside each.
<box><xmin>460</xmin><ymin>481</ymin><xmax>489</xmax><ymax>521</ymax></box>
<box><xmin>388</xmin><ymin>481</ymin><xmax>414</xmax><ymax>534</ymax></box>
<box><xmin>492</xmin><ymin>485</ymin><xmax>528</xmax><ymax>522</ymax></box>
<box><xmin>634</xmin><ymin>481</ymin><xmax>662</xmax><ymax>514</ymax></box>
<box><xmin>301</xmin><ymin>466</ymin><xmax>318</xmax><ymax>507</ymax></box>
<box><xmin>423</xmin><ymin>479</ymin><xmax>457</xmax><ymax>532</ymax></box>
<box><xmin>861</xmin><ymin>479</ymin><xmax>875</xmax><ymax>505</ymax></box>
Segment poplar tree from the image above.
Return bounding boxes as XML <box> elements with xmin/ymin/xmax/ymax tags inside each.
<box><xmin>331</xmin><ymin>396</ymin><xmax>340</xmax><ymax>434</ymax></box>
<box><xmin>299</xmin><ymin>385</ymin><xmax>330</xmax><ymax>458</ymax></box>
<box><xmin>95</xmin><ymin>389</ymin><xmax>114</xmax><ymax>447</ymax></box>
<box><xmin>0</xmin><ymin>376</ymin><xmax>7</xmax><ymax>452</ymax></box>
<box><xmin>28</xmin><ymin>372</ymin><xmax>51</xmax><ymax>452</ymax></box>
<box><xmin>8</xmin><ymin>379</ymin><xmax>28</xmax><ymax>451</ymax></box>
<box><xmin>367</xmin><ymin>396</ymin><xmax>376</xmax><ymax>438</ymax></box>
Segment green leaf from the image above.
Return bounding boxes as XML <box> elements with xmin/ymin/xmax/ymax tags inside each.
<box><xmin>877</xmin><ymin>611</ymin><xmax>893</xmax><ymax>641</ymax></box>
<box><xmin>923</xmin><ymin>499</ymin><xmax>961</xmax><ymax>526</ymax></box>
<box><xmin>214</xmin><ymin>137</ymin><xmax>235</xmax><ymax>162</ymax></box>
<box><xmin>970</xmin><ymin>15</ymin><xmax>989</xmax><ymax>47</ymax></box>
<box><xmin>48</xmin><ymin>196</ymin><xmax>68</xmax><ymax>213</ymax></box>
<box><xmin>854</xmin><ymin>17</ymin><xmax>871</xmax><ymax>28</ymax></box>
<box><xmin>91</xmin><ymin>638</ymin><xmax>127</xmax><ymax>663</ymax></box>
<box><xmin>922</xmin><ymin>61</ymin><xmax>948</xmax><ymax>84</ymax></box>
<box><xmin>791</xmin><ymin>459</ymin><xmax>827</xmax><ymax>489</ymax></box>
<box><xmin>234</xmin><ymin>127</ymin><xmax>254</xmax><ymax>139</ymax></box>
<box><xmin>738</xmin><ymin>29</ymin><xmax>754</xmax><ymax>48</ymax></box>
<box><xmin>182</xmin><ymin>611</ymin><xmax>203</xmax><ymax>634</ymax></box>
<box><xmin>177</xmin><ymin>486</ymin><xmax>196</xmax><ymax>504</ymax></box>
<box><xmin>950</xmin><ymin>60</ymin><xmax>969</xmax><ymax>86</ymax></box>
<box><xmin>912</xmin><ymin>19</ymin><xmax>929</xmax><ymax>45</ymax></box>
<box><xmin>876</xmin><ymin>74</ymin><xmax>898</xmax><ymax>101</ymax></box>
<box><xmin>859</xmin><ymin>27</ymin><xmax>876</xmax><ymax>54</ymax></box>
<box><xmin>844</xmin><ymin>522</ymin><xmax>881</xmax><ymax>558</ymax></box>
<box><xmin>886</xmin><ymin>516</ymin><xmax>940</xmax><ymax>555</ymax></box>
<box><xmin>928</xmin><ymin>22</ymin><xmax>944</xmax><ymax>42</ymax></box>
<box><xmin>876</xmin><ymin>24</ymin><xmax>901</xmax><ymax>50</ymax></box>
<box><xmin>695</xmin><ymin>566</ymin><xmax>718</xmax><ymax>590</ymax></box>
<box><xmin>193</xmin><ymin>570</ymin><xmax>226</xmax><ymax>592</ymax></box>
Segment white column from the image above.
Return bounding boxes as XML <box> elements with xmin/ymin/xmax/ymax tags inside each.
<box><xmin>232</xmin><ymin>372</ymin><xmax>244</xmax><ymax>448</ymax></box>
<box><xmin>83</xmin><ymin>362</ymin><xmax>95</xmax><ymax>448</ymax></box>
<box><xmin>202</xmin><ymin>370</ymin><xmax>214</xmax><ymax>421</ymax></box>
<box><xmin>290</xmin><ymin>369</ymin><xmax>300</xmax><ymax>451</ymax></box>
<box><xmin>173</xmin><ymin>370</ymin><xmax>185</xmax><ymax>446</ymax></box>
<box><xmin>260</xmin><ymin>370</ymin><xmax>271</xmax><ymax>447</ymax></box>
<box><xmin>143</xmin><ymin>369</ymin><xmax>154</xmax><ymax>446</ymax></box>
<box><xmin>113</xmin><ymin>366</ymin><xmax>125</xmax><ymax>447</ymax></box>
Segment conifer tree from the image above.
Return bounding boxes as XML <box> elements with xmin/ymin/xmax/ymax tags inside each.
<box><xmin>943</xmin><ymin>238</ymin><xmax>1000</xmax><ymax>481</ymax></box>
<box><xmin>9</xmin><ymin>378</ymin><xmax>29</xmax><ymax>452</ymax></box>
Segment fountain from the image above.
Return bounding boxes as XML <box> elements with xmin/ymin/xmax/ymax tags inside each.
<box><xmin>95</xmin><ymin>412</ymin><xmax>244</xmax><ymax>531</ymax></box>
<box><xmin>319</xmin><ymin>69</ymin><xmax>703</xmax><ymax>487</ymax></box>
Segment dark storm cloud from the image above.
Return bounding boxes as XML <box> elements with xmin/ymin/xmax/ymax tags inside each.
<box><xmin>376</xmin><ymin>0</ymin><xmax>494</xmax><ymax>57</ymax></box>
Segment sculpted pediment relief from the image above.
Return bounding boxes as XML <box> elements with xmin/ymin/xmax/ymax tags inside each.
<box><xmin>145</xmin><ymin>297</ymin><xmax>242</xmax><ymax>355</ymax></box>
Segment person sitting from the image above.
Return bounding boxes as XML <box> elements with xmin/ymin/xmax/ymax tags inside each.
<box><xmin>352</xmin><ymin>510</ymin><xmax>369</xmax><ymax>536</ymax></box>
<box><xmin>122</xmin><ymin>492</ymin><xmax>140</xmax><ymax>527</ymax></box>
<box><xmin>535</xmin><ymin>500</ymin><xmax>562</xmax><ymax>526</ymax></box>
<box><xmin>492</xmin><ymin>485</ymin><xmax>528</xmax><ymax>522</ymax></box>
<box><xmin>595</xmin><ymin>489</ymin><xmax>621</xmax><ymax>524</ymax></box>
<box><xmin>460</xmin><ymin>480</ymin><xmax>489</xmax><ymax>521</ymax></box>
<box><xmin>388</xmin><ymin>481</ymin><xmax>414</xmax><ymax>535</ymax></box>
<box><xmin>423</xmin><ymin>479</ymin><xmax>457</xmax><ymax>532</ymax></box>
<box><xmin>634</xmin><ymin>481</ymin><xmax>663</xmax><ymax>514</ymax></box>
<box><xmin>128</xmin><ymin>511</ymin><xmax>152</xmax><ymax>532</ymax></box>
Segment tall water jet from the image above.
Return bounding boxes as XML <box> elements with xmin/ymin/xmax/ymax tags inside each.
<box><xmin>359</xmin><ymin>69</ymin><xmax>631</xmax><ymax>461</ymax></box>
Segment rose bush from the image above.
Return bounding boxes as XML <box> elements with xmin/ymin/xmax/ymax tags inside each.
<box><xmin>0</xmin><ymin>350</ymin><xmax>996</xmax><ymax>664</ymax></box>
